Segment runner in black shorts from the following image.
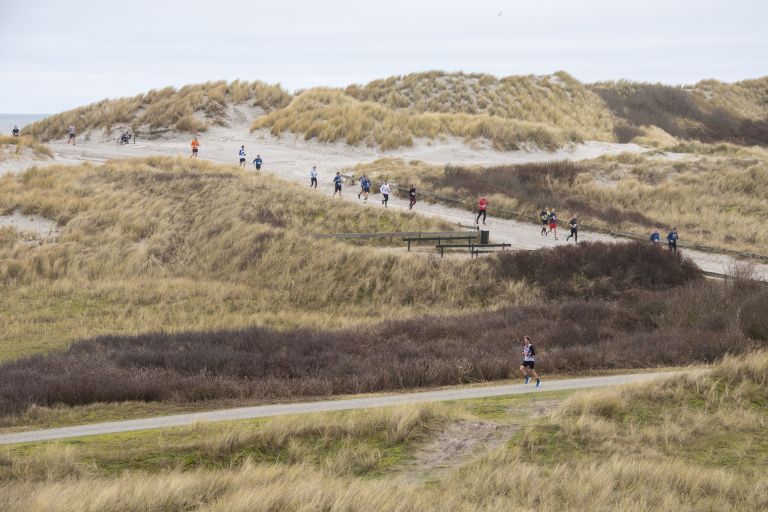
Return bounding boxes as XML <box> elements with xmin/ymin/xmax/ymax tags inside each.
<box><xmin>518</xmin><ymin>336</ymin><xmax>540</xmax><ymax>387</ymax></box>
<box><xmin>333</xmin><ymin>171</ymin><xmax>343</xmax><ymax>198</ymax></box>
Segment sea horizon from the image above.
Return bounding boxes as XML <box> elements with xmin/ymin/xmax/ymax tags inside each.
<box><xmin>0</xmin><ymin>113</ymin><xmax>49</xmax><ymax>135</ymax></box>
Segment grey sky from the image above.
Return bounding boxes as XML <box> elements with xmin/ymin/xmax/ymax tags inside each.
<box><xmin>1</xmin><ymin>0</ymin><xmax>766</xmax><ymax>113</ymax></box>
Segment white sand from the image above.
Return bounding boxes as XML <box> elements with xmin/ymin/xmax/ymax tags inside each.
<box><xmin>8</xmin><ymin>104</ymin><xmax>767</xmax><ymax>279</ymax></box>
<box><xmin>0</xmin><ymin>210</ymin><xmax>59</xmax><ymax>243</ymax></box>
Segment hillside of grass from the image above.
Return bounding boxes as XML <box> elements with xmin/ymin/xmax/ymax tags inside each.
<box><xmin>0</xmin><ymin>156</ymin><xmax>533</xmax><ymax>361</ymax></box>
<box><xmin>592</xmin><ymin>77</ymin><xmax>768</xmax><ymax>145</ymax></box>
<box><xmin>350</xmin><ymin>148</ymin><xmax>768</xmax><ymax>255</ymax></box>
<box><xmin>16</xmin><ymin>240</ymin><xmax>768</xmax><ymax>425</ymax></box>
<box><xmin>22</xmin><ymin>80</ymin><xmax>292</xmax><ymax>141</ymax></box>
<box><xmin>1</xmin><ymin>352</ymin><xmax>766</xmax><ymax>511</ymax></box>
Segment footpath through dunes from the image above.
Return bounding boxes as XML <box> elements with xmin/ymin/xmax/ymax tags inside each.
<box><xmin>40</xmin><ymin>117</ymin><xmax>768</xmax><ymax>281</ymax></box>
<box><xmin>0</xmin><ymin>371</ymin><xmax>689</xmax><ymax>445</ymax></box>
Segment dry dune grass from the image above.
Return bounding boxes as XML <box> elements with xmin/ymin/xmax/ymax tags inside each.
<box><xmin>0</xmin><ymin>157</ymin><xmax>527</xmax><ymax>359</ymax></box>
<box><xmin>23</xmin><ymin>80</ymin><xmax>291</xmax><ymax>141</ymax></box>
<box><xmin>252</xmin><ymin>87</ymin><xmax>579</xmax><ymax>151</ymax></box>
<box><xmin>0</xmin><ymin>135</ymin><xmax>52</xmax><ymax>160</ymax></box>
<box><xmin>345</xmin><ymin>70</ymin><xmax>616</xmax><ymax>139</ymax></box>
<box><xmin>0</xmin><ymin>404</ymin><xmax>460</xmax><ymax>480</ymax></box>
<box><xmin>1</xmin><ymin>353</ymin><xmax>766</xmax><ymax>511</ymax></box>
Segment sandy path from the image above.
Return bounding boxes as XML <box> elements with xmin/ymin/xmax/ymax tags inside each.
<box><xmin>19</xmin><ymin>107</ymin><xmax>768</xmax><ymax>280</ymax></box>
<box><xmin>0</xmin><ymin>371</ymin><xmax>688</xmax><ymax>445</ymax></box>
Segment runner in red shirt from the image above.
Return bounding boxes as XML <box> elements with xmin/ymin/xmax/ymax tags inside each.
<box><xmin>475</xmin><ymin>195</ymin><xmax>488</xmax><ymax>225</ymax></box>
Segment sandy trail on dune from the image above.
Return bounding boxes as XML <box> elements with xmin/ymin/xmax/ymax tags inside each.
<box><xmin>17</xmin><ymin>105</ymin><xmax>768</xmax><ymax>280</ymax></box>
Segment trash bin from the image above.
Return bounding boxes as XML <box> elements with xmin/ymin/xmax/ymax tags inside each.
<box><xmin>480</xmin><ymin>230</ymin><xmax>489</xmax><ymax>245</ymax></box>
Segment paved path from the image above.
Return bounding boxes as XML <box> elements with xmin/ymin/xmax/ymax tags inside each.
<box><xmin>0</xmin><ymin>371</ymin><xmax>689</xmax><ymax>445</ymax></box>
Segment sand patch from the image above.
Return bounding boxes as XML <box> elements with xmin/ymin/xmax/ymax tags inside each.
<box><xmin>0</xmin><ymin>210</ymin><xmax>59</xmax><ymax>244</ymax></box>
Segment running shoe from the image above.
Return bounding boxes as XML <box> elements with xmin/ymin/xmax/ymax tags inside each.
<box><xmin>524</xmin><ymin>375</ymin><xmax>531</xmax><ymax>385</ymax></box>
<box><xmin>535</xmin><ymin>379</ymin><xmax>541</xmax><ymax>387</ymax></box>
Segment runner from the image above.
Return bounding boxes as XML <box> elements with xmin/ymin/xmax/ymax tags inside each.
<box><xmin>667</xmin><ymin>227</ymin><xmax>679</xmax><ymax>253</ymax></box>
<box><xmin>361</xmin><ymin>175</ymin><xmax>371</xmax><ymax>201</ymax></box>
<box><xmin>380</xmin><ymin>180</ymin><xmax>391</xmax><ymax>207</ymax></box>
<box><xmin>566</xmin><ymin>215</ymin><xmax>578</xmax><ymax>242</ymax></box>
<box><xmin>333</xmin><ymin>171</ymin><xmax>343</xmax><ymax>198</ymax></box>
<box><xmin>67</xmin><ymin>124</ymin><xmax>76</xmax><ymax>145</ymax></box>
<box><xmin>11</xmin><ymin>125</ymin><xmax>19</xmax><ymax>137</ymax></box>
<box><xmin>238</xmin><ymin>146</ymin><xmax>246</xmax><ymax>168</ymax></box>
<box><xmin>409</xmin><ymin>184</ymin><xmax>417</xmax><ymax>209</ymax></box>
<box><xmin>540</xmin><ymin>208</ymin><xmax>550</xmax><ymax>236</ymax></box>
<box><xmin>190</xmin><ymin>137</ymin><xmax>200</xmax><ymax>157</ymax></box>
<box><xmin>548</xmin><ymin>209</ymin><xmax>558</xmax><ymax>240</ymax></box>
<box><xmin>518</xmin><ymin>336</ymin><xmax>541</xmax><ymax>387</ymax></box>
<box><xmin>310</xmin><ymin>166</ymin><xmax>318</xmax><ymax>189</ymax></box>
<box><xmin>357</xmin><ymin>175</ymin><xmax>365</xmax><ymax>199</ymax></box>
<box><xmin>253</xmin><ymin>154</ymin><xmax>263</xmax><ymax>171</ymax></box>
<box><xmin>475</xmin><ymin>195</ymin><xmax>488</xmax><ymax>225</ymax></box>
<box><xmin>650</xmin><ymin>229</ymin><xmax>661</xmax><ymax>243</ymax></box>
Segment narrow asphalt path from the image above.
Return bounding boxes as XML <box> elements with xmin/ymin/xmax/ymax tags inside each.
<box><xmin>0</xmin><ymin>371</ymin><xmax>690</xmax><ymax>445</ymax></box>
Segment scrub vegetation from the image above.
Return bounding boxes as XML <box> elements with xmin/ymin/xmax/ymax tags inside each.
<box><xmin>10</xmin><ymin>239</ymin><xmax>768</xmax><ymax>422</ymax></box>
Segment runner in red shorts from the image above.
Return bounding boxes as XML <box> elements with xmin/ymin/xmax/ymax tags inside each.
<box><xmin>548</xmin><ymin>209</ymin><xmax>558</xmax><ymax>240</ymax></box>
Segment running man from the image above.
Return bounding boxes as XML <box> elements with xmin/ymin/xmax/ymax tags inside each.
<box><xmin>310</xmin><ymin>166</ymin><xmax>318</xmax><ymax>188</ymax></box>
<box><xmin>566</xmin><ymin>215</ymin><xmax>578</xmax><ymax>242</ymax></box>
<box><xmin>333</xmin><ymin>171</ymin><xmax>343</xmax><ymax>198</ymax></box>
<box><xmin>238</xmin><ymin>146</ymin><xmax>246</xmax><ymax>167</ymax></box>
<box><xmin>476</xmin><ymin>195</ymin><xmax>488</xmax><ymax>225</ymax></box>
<box><xmin>518</xmin><ymin>336</ymin><xmax>540</xmax><ymax>387</ymax></box>
<box><xmin>191</xmin><ymin>137</ymin><xmax>200</xmax><ymax>157</ymax></box>
<box><xmin>650</xmin><ymin>229</ymin><xmax>661</xmax><ymax>243</ymax></box>
<box><xmin>540</xmin><ymin>208</ymin><xmax>550</xmax><ymax>236</ymax></box>
<box><xmin>548</xmin><ymin>209</ymin><xmax>558</xmax><ymax>239</ymax></box>
<box><xmin>253</xmin><ymin>154</ymin><xmax>263</xmax><ymax>171</ymax></box>
<box><xmin>409</xmin><ymin>184</ymin><xmax>417</xmax><ymax>209</ymax></box>
<box><xmin>667</xmin><ymin>227</ymin><xmax>679</xmax><ymax>253</ymax></box>
<box><xmin>12</xmin><ymin>125</ymin><xmax>19</xmax><ymax>137</ymax></box>
<box><xmin>380</xmin><ymin>180</ymin><xmax>391</xmax><ymax>207</ymax></box>
<box><xmin>67</xmin><ymin>124</ymin><xmax>76</xmax><ymax>145</ymax></box>
<box><xmin>361</xmin><ymin>175</ymin><xmax>371</xmax><ymax>201</ymax></box>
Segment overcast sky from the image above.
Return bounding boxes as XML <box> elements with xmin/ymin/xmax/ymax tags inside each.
<box><xmin>1</xmin><ymin>0</ymin><xmax>766</xmax><ymax>113</ymax></box>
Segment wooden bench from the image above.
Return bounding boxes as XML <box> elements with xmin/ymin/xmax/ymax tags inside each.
<box><xmin>403</xmin><ymin>234</ymin><xmax>477</xmax><ymax>251</ymax></box>
<box><xmin>435</xmin><ymin>241</ymin><xmax>512</xmax><ymax>257</ymax></box>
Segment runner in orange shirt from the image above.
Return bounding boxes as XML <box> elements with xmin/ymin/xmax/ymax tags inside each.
<box><xmin>190</xmin><ymin>137</ymin><xmax>200</xmax><ymax>158</ymax></box>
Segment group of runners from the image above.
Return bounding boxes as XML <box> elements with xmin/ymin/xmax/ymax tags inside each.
<box><xmin>538</xmin><ymin>207</ymin><xmax>578</xmax><ymax>242</ymax></box>
<box><xmin>650</xmin><ymin>227</ymin><xmax>680</xmax><ymax>252</ymax></box>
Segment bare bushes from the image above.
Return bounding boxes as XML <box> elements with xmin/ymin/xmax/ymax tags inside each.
<box><xmin>493</xmin><ymin>241</ymin><xmax>701</xmax><ymax>298</ymax></box>
<box><xmin>4</xmin><ymin>243</ymin><xmax>760</xmax><ymax>419</ymax></box>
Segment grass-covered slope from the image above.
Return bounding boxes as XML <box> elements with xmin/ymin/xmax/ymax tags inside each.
<box><xmin>592</xmin><ymin>77</ymin><xmax>768</xmax><ymax>145</ymax></box>
<box><xmin>23</xmin><ymin>80</ymin><xmax>291</xmax><ymax>141</ymax></box>
<box><xmin>0</xmin><ymin>157</ymin><xmax>529</xmax><ymax>360</ymax></box>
